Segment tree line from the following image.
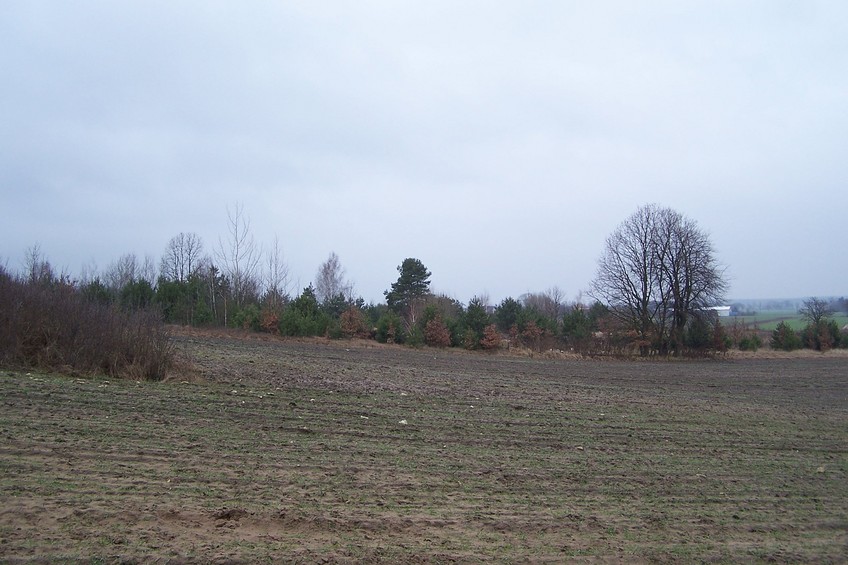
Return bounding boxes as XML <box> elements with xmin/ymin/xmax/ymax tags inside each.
<box><xmin>4</xmin><ymin>203</ymin><xmax>846</xmax><ymax>366</ymax></box>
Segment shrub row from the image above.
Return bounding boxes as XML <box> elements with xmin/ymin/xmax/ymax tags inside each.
<box><xmin>770</xmin><ymin>320</ymin><xmax>845</xmax><ymax>351</ymax></box>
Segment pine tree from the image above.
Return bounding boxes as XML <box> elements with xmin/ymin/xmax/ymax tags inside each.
<box><xmin>384</xmin><ymin>258</ymin><xmax>431</xmax><ymax>329</ymax></box>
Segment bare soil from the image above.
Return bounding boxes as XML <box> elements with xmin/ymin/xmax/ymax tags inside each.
<box><xmin>1</xmin><ymin>327</ymin><xmax>846</xmax><ymax>563</ymax></box>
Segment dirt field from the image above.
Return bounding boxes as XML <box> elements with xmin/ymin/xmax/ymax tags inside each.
<box><xmin>2</xmin><ymin>328</ymin><xmax>847</xmax><ymax>563</ymax></box>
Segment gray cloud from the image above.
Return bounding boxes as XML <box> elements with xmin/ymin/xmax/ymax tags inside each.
<box><xmin>2</xmin><ymin>1</ymin><xmax>846</xmax><ymax>302</ymax></box>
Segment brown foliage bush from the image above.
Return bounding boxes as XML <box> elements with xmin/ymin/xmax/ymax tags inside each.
<box><xmin>340</xmin><ymin>307</ymin><xmax>369</xmax><ymax>338</ymax></box>
<box><xmin>424</xmin><ymin>316</ymin><xmax>451</xmax><ymax>348</ymax></box>
<box><xmin>522</xmin><ymin>321</ymin><xmax>544</xmax><ymax>352</ymax></box>
<box><xmin>480</xmin><ymin>324</ymin><xmax>501</xmax><ymax>350</ymax></box>
<box><xmin>260</xmin><ymin>309</ymin><xmax>280</xmax><ymax>334</ymax></box>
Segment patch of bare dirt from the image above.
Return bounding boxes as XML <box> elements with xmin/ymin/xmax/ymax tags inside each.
<box><xmin>1</xmin><ymin>330</ymin><xmax>846</xmax><ymax>562</ymax></box>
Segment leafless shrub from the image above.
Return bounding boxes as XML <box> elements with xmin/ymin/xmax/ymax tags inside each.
<box><xmin>0</xmin><ymin>266</ymin><xmax>173</xmax><ymax>380</ymax></box>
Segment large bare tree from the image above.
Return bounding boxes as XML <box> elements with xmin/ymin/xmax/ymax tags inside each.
<box><xmin>591</xmin><ymin>204</ymin><xmax>726</xmax><ymax>353</ymax></box>
<box><xmin>160</xmin><ymin>232</ymin><xmax>204</xmax><ymax>282</ymax></box>
<box><xmin>654</xmin><ymin>209</ymin><xmax>727</xmax><ymax>348</ymax></box>
<box><xmin>591</xmin><ymin>205</ymin><xmax>664</xmax><ymax>344</ymax></box>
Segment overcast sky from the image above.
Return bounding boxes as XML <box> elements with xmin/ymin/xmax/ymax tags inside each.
<box><xmin>2</xmin><ymin>1</ymin><xmax>846</xmax><ymax>304</ymax></box>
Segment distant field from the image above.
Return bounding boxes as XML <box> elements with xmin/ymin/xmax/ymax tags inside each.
<box><xmin>1</xmin><ymin>329</ymin><xmax>846</xmax><ymax>562</ymax></box>
<box><xmin>732</xmin><ymin>310</ymin><xmax>848</xmax><ymax>332</ymax></box>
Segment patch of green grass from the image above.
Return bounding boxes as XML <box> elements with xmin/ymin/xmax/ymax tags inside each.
<box><xmin>735</xmin><ymin>311</ymin><xmax>848</xmax><ymax>332</ymax></box>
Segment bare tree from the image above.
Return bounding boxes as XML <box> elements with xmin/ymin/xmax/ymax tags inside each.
<box><xmin>799</xmin><ymin>297</ymin><xmax>833</xmax><ymax>325</ymax></box>
<box><xmin>653</xmin><ymin>209</ymin><xmax>727</xmax><ymax>348</ymax></box>
<box><xmin>591</xmin><ymin>205</ymin><xmax>664</xmax><ymax>345</ymax></box>
<box><xmin>104</xmin><ymin>253</ymin><xmax>139</xmax><ymax>292</ymax></box>
<box><xmin>79</xmin><ymin>260</ymin><xmax>99</xmax><ymax>287</ymax></box>
<box><xmin>216</xmin><ymin>203</ymin><xmax>261</xmax><ymax>307</ymax></box>
<box><xmin>160</xmin><ymin>232</ymin><xmax>204</xmax><ymax>282</ymax></box>
<box><xmin>423</xmin><ymin>293</ymin><xmax>464</xmax><ymax>323</ymax></box>
<box><xmin>140</xmin><ymin>255</ymin><xmax>157</xmax><ymax>287</ymax></box>
<box><xmin>264</xmin><ymin>235</ymin><xmax>291</xmax><ymax>311</ymax></box>
<box><xmin>23</xmin><ymin>243</ymin><xmax>55</xmax><ymax>284</ymax></box>
<box><xmin>314</xmin><ymin>252</ymin><xmax>353</xmax><ymax>305</ymax></box>
<box><xmin>543</xmin><ymin>286</ymin><xmax>565</xmax><ymax>322</ymax></box>
<box><xmin>521</xmin><ymin>286</ymin><xmax>565</xmax><ymax>325</ymax></box>
<box><xmin>590</xmin><ymin>204</ymin><xmax>726</xmax><ymax>354</ymax></box>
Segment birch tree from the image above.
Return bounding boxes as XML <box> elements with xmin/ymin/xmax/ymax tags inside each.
<box><xmin>264</xmin><ymin>235</ymin><xmax>291</xmax><ymax>311</ymax></box>
<box><xmin>160</xmin><ymin>232</ymin><xmax>203</xmax><ymax>282</ymax></box>
<box><xmin>314</xmin><ymin>252</ymin><xmax>352</xmax><ymax>305</ymax></box>
<box><xmin>216</xmin><ymin>203</ymin><xmax>261</xmax><ymax>307</ymax></box>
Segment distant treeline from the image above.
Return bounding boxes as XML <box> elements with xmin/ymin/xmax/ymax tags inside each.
<box><xmin>4</xmin><ymin>206</ymin><xmax>846</xmax><ymax>378</ymax></box>
<box><xmin>8</xmin><ymin>242</ymin><xmax>840</xmax><ymax>373</ymax></box>
<box><xmin>730</xmin><ymin>297</ymin><xmax>848</xmax><ymax>316</ymax></box>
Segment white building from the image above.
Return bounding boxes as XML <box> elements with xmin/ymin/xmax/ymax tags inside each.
<box><xmin>707</xmin><ymin>306</ymin><xmax>732</xmax><ymax>317</ymax></box>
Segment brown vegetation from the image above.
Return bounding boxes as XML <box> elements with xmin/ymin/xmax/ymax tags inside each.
<box><xmin>424</xmin><ymin>315</ymin><xmax>451</xmax><ymax>348</ymax></box>
<box><xmin>0</xmin><ymin>269</ymin><xmax>173</xmax><ymax>380</ymax></box>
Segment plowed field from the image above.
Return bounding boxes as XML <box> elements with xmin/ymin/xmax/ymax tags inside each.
<box><xmin>2</xmin><ymin>329</ymin><xmax>846</xmax><ymax>563</ymax></box>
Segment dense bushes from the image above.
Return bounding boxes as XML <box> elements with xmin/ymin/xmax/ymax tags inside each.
<box><xmin>769</xmin><ymin>320</ymin><xmax>844</xmax><ymax>352</ymax></box>
<box><xmin>278</xmin><ymin>286</ymin><xmax>330</xmax><ymax>337</ymax></box>
<box><xmin>800</xmin><ymin>320</ymin><xmax>843</xmax><ymax>351</ymax></box>
<box><xmin>232</xmin><ymin>304</ymin><xmax>261</xmax><ymax>331</ymax></box>
<box><xmin>0</xmin><ymin>267</ymin><xmax>173</xmax><ymax>380</ymax></box>
<box><xmin>375</xmin><ymin>311</ymin><xmax>405</xmax><ymax>344</ymax></box>
<box><xmin>738</xmin><ymin>333</ymin><xmax>763</xmax><ymax>351</ymax></box>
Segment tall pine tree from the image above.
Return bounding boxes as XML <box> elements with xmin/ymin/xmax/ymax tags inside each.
<box><xmin>385</xmin><ymin>258</ymin><xmax>431</xmax><ymax>330</ymax></box>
